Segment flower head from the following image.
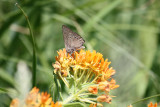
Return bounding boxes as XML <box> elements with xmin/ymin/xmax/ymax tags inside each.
<box><xmin>39</xmin><ymin>92</ymin><xmax>52</xmax><ymax>106</ymax></box>
<box><xmin>97</xmin><ymin>94</ymin><xmax>112</xmax><ymax>103</ymax></box>
<box><xmin>89</xmin><ymin>103</ymin><xmax>97</xmax><ymax>107</ymax></box>
<box><xmin>148</xmin><ymin>102</ymin><xmax>157</xmax><ymax>107</ymax></box>
<box><xmin>53</xmin><ymin>49</ymin><xmax>119</xmax><ymax>106</ymax></box>
<box><xmin>99</xmin><ymin>81</ymin><xmax>110</xmax><ymax>92</ymax></box>
<box><xmin>88</xmin><ymin>86</ymin><xmax>98</xmax><ymax>94</ymax></box>
<box><xmin>25</xmin><ymin>87</ymin><xmax>39</xmax><ymax>105</ymax></box>
<box><xmin>53</xmin><ymin>49</ymin><xmax>117</xmax><ymax>82</ymax></box>
<box><xmin>51</xmin><ymin>102</ymin><xmax>62</xmax><ymax>107</ymax></box>
<box><xmin>10</xmin><ymin>99</ymin><xmax>19</xmax><ymax>107</ymax></box>
<box><xmin>10</xmin><ymin>87</ymin><xmax>62</xmax><ymax>107</ymax></box>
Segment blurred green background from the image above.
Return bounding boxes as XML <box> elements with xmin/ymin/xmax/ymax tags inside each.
<box><xmin>0</xmin><ymin>0</ymin><xmax>160</xmax><ymax>107</ymax></box>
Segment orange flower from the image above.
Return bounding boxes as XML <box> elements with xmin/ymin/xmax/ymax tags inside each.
<box><xmin>97</xmin><ymin>94</ymin><xmax>112</xmax><ymax>103</ymax></box>
<box><xmin>39</xmin><ymin>92</ymin><xmax>52</xmax><ymax>106</ymax></box>
<box><xmin>128</xmin><ymin>104</ymin><xmax>133</xmax><ymax>107</ymax></box>
<box><xmin>53</xmin><ymin>49</ymin><xmax>119</xmax><ymax>105</ymax></box>
<box><xmin>148</xmin><ymin>102</ymin><xmax>157</xmax><ymax>107</ymax></box>
<box><xmin>53</xmin><ymin>49</ymin><xmax>117</xmax><ymax>80</ymax></box>
<box><xmin>75</xmin><ymin>50</ymin><xmax>103</xmax><ymax>74</ymax></box>
<box><xmin>51</xmin><ymin>102</ymin><xmax>62</xmax><ymax>107</ymax></box>
<box><xmin>10</xmin><ymin>99</ymin><xmax>19</xmax><ymax>107</ymax></box>
<box><xmin>53</xmin><ymin>61</ymin><xmax>61</xmax><ymax>72</ymax></box>
<box><xmin>98</xmin><ymin>81</ymin><xmax>110</xmax><ymax>92</ymax></box>
<box><xmin>25</xmin><ymin>87</ymin><xmax>39</xmax><ymax>105</ymax></box>
<box><xmin>89</xmin><ymin>103</ymin><xmax>97</xmax><ymax>107</ymax></box>
<box><xmin>53</xmin><ymin>49</ymin><xmax>72</xmax><ymax>77</ymax></box>
<box><xmin>109</xmin><ymin>79</ymin><xmax>119</xmax><ymax>90</ymax></box>
<box><xmin>10</xmin><ymin>87</ymin><xmax>62</xmax><ymax>107</ymax></box>
<box><xmin>98</xmin><ymin>79</ymin><xmax>119</xmax><ymax>94</ymax></box>
<box><xmin>88</xmin><ymin>86</ymin><xmax>98</xmax><ymax>94</ymax></box>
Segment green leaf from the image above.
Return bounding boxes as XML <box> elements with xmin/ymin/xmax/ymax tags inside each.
<box><xmin>0</xmin><ymin>88</ymin><xmax>18</xmax><ymax>96</ymax></box>
<box><xmin>0</xmin><ymin>10</ymin><xmax>21</xmax><ymax>37</ymax></box>
<box><xmin>0</xmin><ymin>88</ymin><xmax>9</xmax><ymax>94</ymax></box>
<box><xmin>0</xmin><ymin>69</ymin><xmax>17</xmax><ymax>87</ymax></box>
<box><xmin>64</xmin><ymin>102</ymin><xmax>86</xmax><ymax>107</ymax></box>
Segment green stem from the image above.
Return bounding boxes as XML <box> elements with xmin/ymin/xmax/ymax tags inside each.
<box><xmin>77</xmin><ymin>69</ymin><xmax>85</xmax><ymax>84</ymax></box>
<box><xmin>76</xmin><ymin>85</ymin><xmax>93</xmax><ymax>95</ymax></box>
<box><xmin>78</xmin><ymin>93</ymin><xmax>94</xmax><ymax>96</ymax></box>
<box><xmin>63</xmin><ymin>95</ymin><xmax>74</xmax><ymax>104</ymax></box>
<box><xmin>74</xmin><ymin>68</ymin><xmax>79</xmax><ymax>93</ymax></box>
<box><xmin>83</xmin><ymin>70</ymin><xmax>90</xmax><ymax>84</ymax></box>
<box><xmin>91</xmin><ymin>74</ymin><xmax>102</xmax><ymax>83</ymax></box>
<box><xmin>131</xmin><ymin>94</ymin><xmax>160</xmax><ymax>105</ymax></box>
<box><xmin>78</xmin><ymin>97</ymin><xmax>96</xmax><ymax>104</ymax></box>
<box><xmin>57</xmin><ymin>79</ymin><xmax>63</xmax><ymax>101</ymax></box>
<box><xmin>15</xmin><ymin>3</ymin><xmax>37</xmax><ymax>87</ymax></box>
<box><xmin>58</xmin><ymin>71</ymin><xmax>69</xmax><ymax>88</ymax></box>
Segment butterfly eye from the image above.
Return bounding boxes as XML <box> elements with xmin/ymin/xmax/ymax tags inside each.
<box><xmin>71</xmin><ymin>49</ymin><xmax>74</xmax><ymax>52</ymax></box>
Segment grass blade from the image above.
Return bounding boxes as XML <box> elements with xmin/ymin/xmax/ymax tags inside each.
<box><xmin>15</xmin><ymin>3</ymin><xmax>37</xmax><ymax>87</ymax></box>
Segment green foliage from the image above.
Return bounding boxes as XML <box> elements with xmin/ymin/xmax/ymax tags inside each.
<box><xmin>63</xmin><ymin>102</ymin><xmax>86</xmax><ymax>107</ymax></box>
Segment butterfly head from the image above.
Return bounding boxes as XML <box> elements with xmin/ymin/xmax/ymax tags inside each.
<box><xmin>66</xmin><ymin>48</ymin><xmax>75</xmax><ymax>55</ymax></box>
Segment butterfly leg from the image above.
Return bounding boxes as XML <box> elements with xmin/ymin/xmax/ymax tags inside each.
<box><xmin>66</xmin><ymin>48</ymin><xmax>75</xmax><ymax>56</ymax></box>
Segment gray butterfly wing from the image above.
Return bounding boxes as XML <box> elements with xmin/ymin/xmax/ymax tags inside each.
<box><xmin>62</xmin><ymin>25</ymin><xmax>85</xmax><ymax>54</ymax></box>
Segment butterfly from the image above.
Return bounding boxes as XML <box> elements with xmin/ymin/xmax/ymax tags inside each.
<box><xmin>62</xmin><ymin>25</ymin><xmax>85</xmax><ymax>55</ymax></box>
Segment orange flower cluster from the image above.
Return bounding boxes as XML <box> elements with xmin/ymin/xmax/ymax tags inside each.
<box><xmin>10</xmin><ymin>87</ymin><xmax>62</xmax><ymax>107</ymax></box>
<box><xmin>53</xmin><ymin>49</ymin><xmax>117</xmax><ymax>80</ymax></box>
<box><xmin>148</xmin><ymin>102</ymin><xmax>157</xmax><ymax>107</ymax></box>
<box><xmin>53</xmin><ymin>49</ymin><xmax>73</xmax><ymax>77</ymax></box>
<box><xmin>88</xmin><ymin>79</ymin><xmax>119</xmax><ymax>103</ymax></box>
<box><xmin>89</xmin><ymin>103</ymin><xmax>97</xmax><ymax>107</ymax></box>
<box><xmin>128</xmin><ymin>102</ymin><xmax>158</xmax><ymax>107</ymax></box>
<box><xmin>53</xmin><ymin>49</ymin><xmax>119</xmax><ymax>104</ymax></box>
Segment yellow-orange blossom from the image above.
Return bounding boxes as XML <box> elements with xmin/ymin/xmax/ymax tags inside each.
<box><xmin>148</xmin><ymin>102</ymin><xmax>157</xmax><ymax>107</ymax></box>
<box><xmin>128</xmin><ymin>102</ymin><xmax>158</xmax><ymax>107</ymax></box>
<box><xmin>10</xmin><ymin>87</ymin><xmax>62</xmax><ymax>107</ymax></box>
<box><xmin>53</xmin><ymin>49</ymin><xmax>119</xmax><ymax>104</ymax></box>
<box><xmin>53</xmin><ymin>49</ymin><xmax>117</xmax><ymax>80</ymax></box>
